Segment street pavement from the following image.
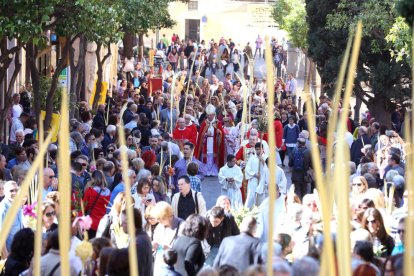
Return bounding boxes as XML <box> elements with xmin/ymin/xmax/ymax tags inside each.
<box><xmin>200</xmin><ymin>57</ymin><xmax>299</xmax><ymax>209</ymax></box>
<box><xmin>201</xmin><ymin>161</ymin><xmax>293</xmax><ymax>210</ymax></box>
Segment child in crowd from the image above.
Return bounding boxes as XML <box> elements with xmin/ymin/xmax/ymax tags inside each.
<box><xmin>187</xmin><ymin>162</ymin><xmax>201</xmax><ymax>192</ymax></box>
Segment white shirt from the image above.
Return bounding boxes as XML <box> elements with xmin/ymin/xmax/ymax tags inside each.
<box><xmin>12</xmin><ymin>104</ymin><xmax>23</xmax><ymax>118</ymax></box>
<box><xmin>218</xmin><ymin>164</ymin><xmax>243</xmax><ymax>210</ymax></box>
<box><xmin>10</xmin><ymin>117</ymin><xmax>23</xmax><ymax>143</ymax></box>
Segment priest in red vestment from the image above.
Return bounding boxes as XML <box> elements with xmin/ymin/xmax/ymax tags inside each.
<box><xmin>194</xmin><ymin>104</ymin><xmax>225</xmax><ymax>176</ymax></box>
<box><xmin>173</xmin><ymin>117</ymin><xmax>198</xmax><ymax>146</ymax></box>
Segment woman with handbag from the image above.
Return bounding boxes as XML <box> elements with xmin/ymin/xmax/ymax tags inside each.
<box><xmin>83</xmin><ymin>170</ymin><xmax>111</xmax><ymax>239</ymax></box>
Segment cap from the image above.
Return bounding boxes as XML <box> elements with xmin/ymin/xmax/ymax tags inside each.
<box><xmin>218</xmin><ymin>81</ymin><xmax>224</xmax><ymax>85</ymax></box>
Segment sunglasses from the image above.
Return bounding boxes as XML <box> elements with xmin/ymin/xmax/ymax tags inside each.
<box><xmin>352</xmin><ymin>183</ymin><xmax>362</xmax><ymax>186</ymax></box>
<box><xmin>108</xmin><ymin>149</ymin><xmax>115</xmax><ymax>152</ymax></box>
<box><xmin>79</xmin><ymin>163</ymin><xmax>88</xmax><ymax>167</ymax></box>
<box><xmin>367</xmin><ymin>219</ymin><xmax>376</xmax><ymax>224</ymax></box>
<box><xmin>397</xmin><ymin>229</ymin><xmax>405</xmax><ymax>234</ymax></box>
<box><xmin>45</xmin><ymin>211</ymin><xmax>56</xmax><ymax>218</ymax></box>
<box><xmin>49</xmin><ymin>175</ymin><xmax>56</xmax><ymax>179</ymax></box>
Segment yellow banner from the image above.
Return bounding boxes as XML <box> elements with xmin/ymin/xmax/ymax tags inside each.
<box><xmin>40</xmin><ymin>111</ymin><xmax>61</xmax><ymax>142</ymax></box>
<box><xmin>149</xmin><ymin>49</ymin><xmax>155</xmax><ymax>67</ymax></box>
<box><xmin>90</xmin><ymin>81</ymin><xmax>108</xmax><ymax>107</ymax></box>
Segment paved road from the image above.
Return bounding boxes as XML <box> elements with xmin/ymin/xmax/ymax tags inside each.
<box><xmin>200</xmin><ymin>56</ymin><xmax>300</xmax><ymax>209</ymax></box>
<box><xmin>201</xmin><ymin>161</ymin><xmax>293</xmax><ymax>210</ymax></box>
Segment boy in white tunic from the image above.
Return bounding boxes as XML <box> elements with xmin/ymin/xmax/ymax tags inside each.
<box><xmin>244</xmin><ymin>142</ymin><xmax>265</xmax><ymax>209</ymax></box>
<box><xmin>218</xmin><ymin>154</ymin><xmax>243</xmax><ymax>210</ymax></box>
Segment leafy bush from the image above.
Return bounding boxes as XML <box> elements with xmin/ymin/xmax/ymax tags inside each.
<box><xmin>35</xmin><ymin>76</ymin><xmax>64</xmax><ymax>113</ymax></box>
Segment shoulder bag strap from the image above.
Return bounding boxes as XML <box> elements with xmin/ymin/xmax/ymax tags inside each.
<box><xmin>48</xmin><ymin>262</ymin><xmax>61</xmax><ymax>276</ymax></box>
<box><xmin>195</xmin><ymin>191</ymin><xmax>199</xmax><ymax>214</ymax></box>
<box><xmin>169</xmin><ymin>220</ymin><xmax>182</xmax><ymax>246</ymax></box>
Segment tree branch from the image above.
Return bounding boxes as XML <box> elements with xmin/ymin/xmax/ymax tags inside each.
<box><xmin>354</xmin><ymin>83</ymin><xmax>370</xmax><ymax>106</ymax></box>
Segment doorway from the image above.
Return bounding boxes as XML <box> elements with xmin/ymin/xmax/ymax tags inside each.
<box><xmin>185</xmin><ymin>19</ymin><xmax>200</xmax><ymax>42</ymax></box>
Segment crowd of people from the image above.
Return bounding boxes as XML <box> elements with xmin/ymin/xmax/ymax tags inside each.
<box><xmin>0</xmin><ymin>34</ymin><xmax>409</xmax><ymax>276</ymax></box>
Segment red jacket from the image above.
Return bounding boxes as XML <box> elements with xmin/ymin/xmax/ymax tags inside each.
<box><xmin>83</xmin><ymin>187</ymin><xmax>111</xmax><ymax>231</ymax></box>
<box><xmin>274</xmin><ymin>119</ymin><xmax>284</xmax><ymax>148</ymax></box>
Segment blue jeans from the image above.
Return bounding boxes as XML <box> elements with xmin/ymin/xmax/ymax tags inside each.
<box><xmin>286</xmin><ymin>146</ymin><xmax>295</xmax><ymax>167</ymax></box>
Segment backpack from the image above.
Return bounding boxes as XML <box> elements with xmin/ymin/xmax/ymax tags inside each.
<box><xmin>292</xmin><ymin>148</ymin><xmax>305</xmax><ymax>170</ymax></box>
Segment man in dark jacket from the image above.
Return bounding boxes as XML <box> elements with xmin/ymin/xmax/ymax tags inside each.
<box><xmin>206</xmin><ymin>206</ymin><xmax>240</xmax><ymax>265</ymax></box>
<box><xmin>350</xmin><ymin>126</ymin><xmax>371</xmax><ymax>166</ymax></box>
<box><xmin>122</xmin><ymin>102</ymin><xmax>136</xmax><ymax>125</ymax></box>
<box><xmin>289</xmin><ymin>138</ymin><xmax>311</xmax><ymax>200</ymax></box>
<box><xmin>213</xmin><ymin>216</ymin><xmax>261</xmax><ymax>272</ymax></box>
<box><xmin>92</xmin><ymin>104</ymin><xmax>106</xmax><ymax>132</ymax></box>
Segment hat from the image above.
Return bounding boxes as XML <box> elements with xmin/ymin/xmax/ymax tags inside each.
<box><xmin>205</xmin><ymin>104</ymin><xmax>216</xmax><ymax>115</ymax></box>
<box><xmin>218</xmin><ymin>81</ymin><xmax>224</xmax><ymax>86</ymax></box>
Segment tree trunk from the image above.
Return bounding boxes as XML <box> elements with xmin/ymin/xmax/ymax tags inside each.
<box><xmin>69</xmin><ymin>35</ymin><xmax>87</xmax><ymax>119</ymax></box>
<box><xmin>26</xmin><ymin>42</ymin><xmax>41</xmax><ymax>123</ymax></box>
<box><xmin>93</xmin><ymin>44</ymin><xmax>111</xmax><ymax>109</ymax></box>
<box><xmin>367</xmin><ymin>95</ymin><xmax>392</xmax><ymax>128</ymax></box>
<box><xmin>44</xmin><ymin>38</ymin><xmax>70</xmax><ymax>128</ymax></box>
<box><xmin>353</xmin><ymin>96</ymin><xmax>362</xmax><ymax>125</ymax></box>
<box><xmin>138</xmin><ymin>33</ymin><xmax>144</xmax><ymax>62</ymax></box>
<box><xmin>0</xmin><ymin>37</ymin><xmax>18</xmax><ymax>90</ymax></box>
<box><xmin>122</xmin><ymin>32</ymin><xmax>134</xmax><ymax>59</ymax></box>
<box><xmin>0</xmin><ymin>49</ymin><xmax>22</xmax><ymax>138</ymax></box>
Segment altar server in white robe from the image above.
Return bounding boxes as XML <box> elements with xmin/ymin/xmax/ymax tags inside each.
<box><xmin>244</xmin><ymin>142</ymin><xmax>266</xmax><ymax>209</ymax></box>
<box><xmin>256</xmin><ymin>160</ymin><xmax>288</xmax><ymax>205</ymax></box>
<box><xmin>218</xmin><ymin>154</ymin><xmax>243</xmax><ymax>210</ymax></box>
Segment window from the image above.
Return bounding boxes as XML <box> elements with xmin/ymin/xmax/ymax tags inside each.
<box><xmin>188</xmin><ymin>1</ymin><xmax>198</xmax><ymax>10</ymax></box>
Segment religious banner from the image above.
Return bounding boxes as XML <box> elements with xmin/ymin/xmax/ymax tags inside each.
<box><xmin>148</xmin><ymin>77</ymin><xmax>163</xmax><ymax>96</ymax></box>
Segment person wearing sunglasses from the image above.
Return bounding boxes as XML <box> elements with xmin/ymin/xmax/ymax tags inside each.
<box><xmin>42</xmin><ymin>201</ymin><xmax>58</xmax><ymax>237</ymax></box>
<box><xmin>361</xmin><ymin>208</ymin><xmax>395</xmax><ymax>257</ymax></box>
<box><xmin>0</xmin><ymin>181</ymin><xmax>24</xmax><ymax>256</ymax></box>
<box><xmin>351</xmin><ymin>176</ymin><xmax>368</xmax><ymax>202</ymax></box>
<box><xmin>43</xmin><ymin>168</ymin><xmax>57</xmax><ymax>201</ymax></box>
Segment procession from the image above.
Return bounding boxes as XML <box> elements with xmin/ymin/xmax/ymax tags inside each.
<box><xmin>0</xmin><ymin>0</ymin><xmax>413</xmax><ymax>275</ymax></box>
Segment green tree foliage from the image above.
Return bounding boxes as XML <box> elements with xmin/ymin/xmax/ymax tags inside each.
<box><xmin>272</xmin><ymin>0</ymin><xmax>308</xmax><ymax>49</ymax></box>
<box><xmin>307</xmin><ymin>0</ymin><xmax>411</xmax><ymax>126</ymax></box>
<box><xmin>121</xmin><ymin>0</ymin><xmax>176</xmax><ymax>59</ymax></box>
<box><xmin>305</xmin><ymin>0</ymin><xmax>347</xmax><ymax>93</ymax></box>
<box><xmin>386</xmin><ymin>17</ymin><xmax>411</xmax><ymax>62</ymax></box>
<box><xmin>397</xmin><ymin>0</ymin><xmax>414</xmax><ymax>28</ymax></box>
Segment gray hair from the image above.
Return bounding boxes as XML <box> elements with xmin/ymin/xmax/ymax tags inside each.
<box><xmin>349</xmin><ymin>161</ymin><xmax>356</xmax><ymax>175</ymax></box>
<box><xmin>70</xmin><ymin>131</ymin><xmax>83</xmax><ymax>142</ymax></box>
<box><xmin>106</xmin><ymin>125</ymin><xmax>116</xmax><ymax>133</ymax></box>
<box><xmin>385</xmin><ymin>170</ymin><xmax>399</xmax><ymax>183</ymax></box>
<box><xmin>127</xmin><ymin>149</ymin><xmax>137</xmax><ymax>160</ymax></box>
<box><xmin>132</xmin><ymin>158</ymin><xmax>145</xmax><ymax>170</ymax></box>
<box><xmin>127</xmin><ymin>169</ymin><xmax>136</xmax><ymax>178</ymax></box>
<box><xmin>292</xmin><ymin>256</ymin><xmax>320</xmax><ymax>276</ymax></box>
<box><xmin>137</xmin><ymin>169</ymin><xmax>151</xmax><ymax>182</ymax></box>
<box><xmin>239</xmin><ymin>216</ymin><xmax>257</xmax><ymax>234</ymax></box>
<box><xmin>15</xmin><ymin>129</ymin><xmax>25</xmax><ymax>135</ymax></box>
